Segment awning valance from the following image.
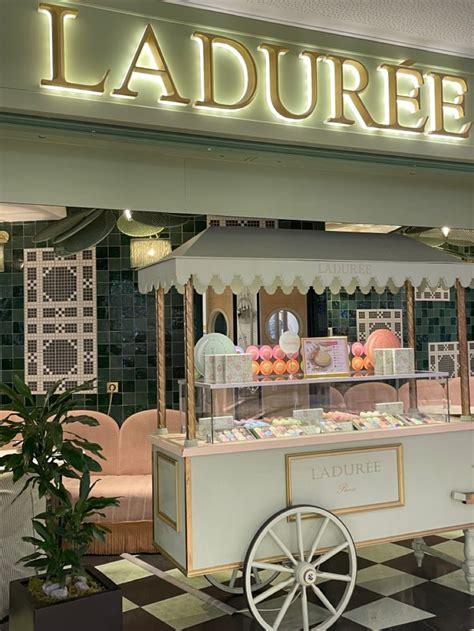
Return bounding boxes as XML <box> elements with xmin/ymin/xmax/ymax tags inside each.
<box><xmin>138</xmin><ymin>227</ymin><xmax>474</xmax><ymax>295</ymax></box>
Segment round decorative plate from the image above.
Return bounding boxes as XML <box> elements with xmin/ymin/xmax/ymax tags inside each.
<box><xmin>194</xmin><ymin>333</ymin><xmax>236</xmax><ymax>376</ymax></box>
<box><xmin>366</xmin><ymin>329</ymin><xmax>401</xmax><ymax>365</ymax></box>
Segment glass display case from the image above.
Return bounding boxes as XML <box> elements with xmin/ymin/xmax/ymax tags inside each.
<box><xmin>178</xmin><ymin>372</ymin><xmax>451</xmax><ymax>444</ymax></box>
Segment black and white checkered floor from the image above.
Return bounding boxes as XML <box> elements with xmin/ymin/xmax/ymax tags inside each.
<box><xmin>1</xmin><ymin>531</ymin><xmax>472</xmax><ymax>630</ymax></box>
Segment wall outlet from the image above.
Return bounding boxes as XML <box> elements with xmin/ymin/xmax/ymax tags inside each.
<box><xmin>106</xmin><ymin>382</ymin><xmax>119</xmax><ymax>393</ymax></box>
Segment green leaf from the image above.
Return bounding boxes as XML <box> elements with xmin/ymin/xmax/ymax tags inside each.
<box><xmin>12</xmin><ymin>375</ymin><xmax>34</xmax><ymax>401</ymax></box>
<box><xmin>18</xmin><ymin>552</ymin><xmax>42</xmax><ymax>563</ymax></box>
<box><xmin>83</xmin><ymin>455</ymin><xmax>102</xmax><ymax>472</ymax></box>
<box><xmin>24</xmin><ymin>559</ymin><xmax>49</xmax><ymax>569</ymax></box>
<box><xmin>32</xmin><ymin>520</ymin><xmax>53</xmax><ymax>542</ymax></box>
<box><xmin>61</xmin><ymin>444</ymin><xmax>85</xmax><ymax>470</ymax></box>
<box><xmin>63</xmin><ymin>415</ymin><xmax>99</xmax><ymax>427</ymax></box>
<box><xmin>79</xmin><ymin>470</ymin><xmax>90</xmax><ymax>501</ymax></box>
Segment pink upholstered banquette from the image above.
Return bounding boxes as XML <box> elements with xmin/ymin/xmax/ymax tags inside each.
<box><xmin>398</xmin><ymin>380</ymin><xmax>447</xmax><ymax>413</ymax></box>
<box><xmin>344</xmin><ymin>382</ymin><xmax>397</xmax><ymax>413</ymax></box>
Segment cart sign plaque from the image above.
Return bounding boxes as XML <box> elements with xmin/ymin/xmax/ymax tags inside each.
<box><xmin>286</xmin><ymin>444</ymin><xmax>404</xmax><ymax>516</ymax></box>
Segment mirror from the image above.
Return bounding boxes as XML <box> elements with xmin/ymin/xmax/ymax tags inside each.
<box><xmin>210</xmin><ymin>310</ymin><xmax>228</xmax><ymax>336</ymax></box>
<box><xmin>266</xmin><ymin>309</ymin><xmax>300</xmax><ymax>343</ymax></box>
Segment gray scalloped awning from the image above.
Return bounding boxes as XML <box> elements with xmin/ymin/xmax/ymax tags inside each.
<box><xmin>138</xmin><ymin>227</ymin><xmax>473</xmax><ymax>295</ymax></box>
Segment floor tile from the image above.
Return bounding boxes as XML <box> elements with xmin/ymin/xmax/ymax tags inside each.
<box><xmin>357</xmin><ymin>543</ymin><xmax>412</xmax><ymax>563</ymax></box>
<box><xmin>245</xmin><ymin>594</ymin><xmax>330</xmax><ymax>630</ymax></box>
<box><xmin>417</xmin><ymin>606</ymin><xmax>474</xmax><ymax>630</ymax></box>
<box><xmin>95</xmin><ymin>558</ymin><xmax>153</xmax><ymax>584</ymax></box>
<box><xmin>440</xmin><ymin>530</ymin><xmax>465</xmax><ymax>539</ymax></box>
<box><xmin>391</xmin><ymin>581</ymin><xmax>474</xmax><ymax>616</ymax></box>
<box><xmin>395</xmin><ymin>536</ymin><xmax>447</xmax><ymax>549</ymax></box>
<box><xmin>432</xmin><ymin>569</ymin><xmax>473</xmax><ymax>595</ymax></box>
<box><xmin>120</xmin><ymin>574</ymin><xmax>186</xmax><ymax>606</ymax></box>
<box><xmin>384</xmin><ymin>548</ymin><xmax>459</xmax><ymax>580</ymax></box>
<box><xmin>359</xmin><ymin>572</ymin><xmax>426</xmax><ymax>596</ymax></box>
<box><xmin>122</xmin><ymin>596</ymin><xmax>139</xmax><ymax>612</ymax></box>
<box><xmin>123</xmin><ymin>608</ymin><xmax>175</xmax><ymax>630</ymax></box>
<box><xmin>356</xmin><ymin>563</ymin><xmax>407</xmax><ymax>585</ymax></box>
<box><xmin>139</xmin><ymin>553</ymin><xmax>176</xmax><ymax>572</ymax></box>
<box><xmin>143</xmin><ymin>593</ymin><xmax>226</xmax><ymax>629</ymax></box>
<box><xmin>308</xmin><ymin>581</ymin><xmax>381</xmax><ymax>612</ymax></box>
<box><xmin>430</xmin><ymin>540</ymin><xmax>465</xmax><ymax>562</ymax></box>
<box><xmin>343</xmin><ymin>597</ymin><xmax>435</xmax><ymax>628</ymax></box>
<box><xmin>186</xmin><ymin>613</ymin><xmax>261</xmax><ymax>630</ymax></box>
<box><xmin>166</xmin><ymin>567</ymin><xmax>211</xmax><ymax>589</ymax></box>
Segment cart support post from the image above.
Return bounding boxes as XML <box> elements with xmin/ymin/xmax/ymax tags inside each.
<box><xmin>456</xmin><ymin>280</ymin><xmax>471</xmax><ymax>420</ymax></box>
<box><xmin>405</xmin><ymin>281</ymin><xmax>418</xmax><ymax>411</ymax></box>
<box><xmin>155</xmin><ymin>288</ymin><xmax>168</xmax><ymax>434</ymax></box>
<box><xmin>184</xmin><ymin>279</ymin><xmax>198</xmax><ymax>445</ymax></box>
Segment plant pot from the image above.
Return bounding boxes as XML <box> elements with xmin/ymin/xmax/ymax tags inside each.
<box><xmin>8</xmin><ymin>567</ymin><xmax>122</xmax><ymax>631</ymax></box>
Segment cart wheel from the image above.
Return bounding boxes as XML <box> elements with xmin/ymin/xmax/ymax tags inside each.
<box><xmin>205</xmin><ymin>567</ymin><xmax>279</xmax><ymax>595</ymax></box>
<box><xmin>243</xmin><ymin>505</ymin><xmax>357</xmax><ymax>631</ymax></box>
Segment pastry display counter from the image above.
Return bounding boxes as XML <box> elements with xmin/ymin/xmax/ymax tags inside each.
<box><xmin>138</xmin><ymin>227</ymin><xmax>474</xmax><ymax>630</ymax></box>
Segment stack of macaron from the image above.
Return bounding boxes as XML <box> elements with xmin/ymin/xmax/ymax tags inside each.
<box><xmin>350</xmin><ymin>341</ymin><xmax>373</xmax><ymax>373</ymax></box>
<box><xmin>244</xmin><ymin>344</ymin><xmax>301</xmax><ymax>379</ymax></box>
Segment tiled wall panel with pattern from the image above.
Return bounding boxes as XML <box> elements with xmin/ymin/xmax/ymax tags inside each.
<box><xmin>24</xmin><ymin>248</ymin><xmax>97</xmax><ymax>394</ymax></box>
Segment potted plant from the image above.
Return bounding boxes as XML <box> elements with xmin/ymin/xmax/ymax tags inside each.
<box><xmin>0</xmin><ymin>376</ymin><xmax>122</xmax><ymax>631</ymax></box>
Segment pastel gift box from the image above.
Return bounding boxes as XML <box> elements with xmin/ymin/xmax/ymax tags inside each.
<box><xmin>392</xmin><ymin>348</ymin><xmax>415</xmax><ymax>374</ymax></box>
<box><xmin>198</xmin><ymin>415</ymin><xmax>234</xmax><ymax>437</ymax></box>
<box><xmin>374</xmin><ymin>348</ymin><xmax>395</xmax><ymax>375</ymax></box>
<box><xmin>375</xmin><ymin>401</ymin><xmax>404</xmax><ymax>414</ymax></box>
<box><xmin>225</xmin><ymin>353</ymin><xmax>253</xmax><ymax>383</ymax></box>
<box><xmin>213</xmin><ymin>354</ymin><xmax>227</xmax><ymax>384</ymax></box>
<box><xmin>293</xmin><ymin>408</ymin><xmax>324</xmax><ymax>424</ymax></box>
<box><xmin>204</xmin><ymin>354</ymin><xmax>216</xmax><ymax>383</ymax></box>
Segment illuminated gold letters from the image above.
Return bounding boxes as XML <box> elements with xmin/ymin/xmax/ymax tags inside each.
<box><xmin>378</xmin><ymin>60</ymin><xmax>427</xmax><ymax>133</ymax></box>
<box><xmin>38</xmin><ymin>3</ymin><xmax>110</xmax><ymax>93</ymax></box>
<box><xmin>112</xmin><ymin>25</ymin><xmax>189</xmax><ymax>104</ymax></box>
<box><xmin>325</xmin><ymin>55</ymin><xmax>381</xmax><ymax>128</ymax></box>
<box><xmin>258</xmin><ymin>44</ymin><xmax>321</xmax><ymax>120</ymax></box>
<box><xmin>192</xmin><ymin>32</ymin><xmax>257</xmax><ymax>110</ymax></box>
<box><xmin>425</xmin><ymin>73</ymin><xmax>472</xmax><ymax>138</ymax></box>
<box><xmin>35</xmin><ymin>4</ymin><xmax>471</xmax><ymax>141</ymax></box>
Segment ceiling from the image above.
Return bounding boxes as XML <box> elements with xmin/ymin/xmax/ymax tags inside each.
<box><xmin>0</xmin><ymin>204</ymin><xmax>66</xmax><ymax>222</ymax></box>
<box><xmin>165</xmin><ymin>0</ymin><xmax>474</xmax><ymax>57</ymax></box>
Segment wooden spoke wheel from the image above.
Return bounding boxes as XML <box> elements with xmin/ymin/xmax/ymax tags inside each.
<box><xmin>243</xmin><ymin>505</ymin><xmax>357</xmax><ymax>630</ymax></box>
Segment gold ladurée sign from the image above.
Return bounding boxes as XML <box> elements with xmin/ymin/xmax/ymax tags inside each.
<box><xmin>38</xmin><ymin>3</ymin><xmax>471</xmax><ymax>139</ymax></box>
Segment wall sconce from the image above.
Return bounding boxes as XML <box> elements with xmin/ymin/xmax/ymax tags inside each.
<box><xmin>0</xmin><ymin>231</ymin><xmax>9</xmax><ymax>272</ymax></box>
<box><xmin>130</xmin><ymin>237</ymin><xmax>172</xmax><ymax>269</ymax></box>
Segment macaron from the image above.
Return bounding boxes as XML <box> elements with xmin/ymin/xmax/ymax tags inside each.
<box><xmin>351</xmin><ymin>342</ymin><xmax>364</xmax><ymax>357</ymax></box>
<box><xmin>259</xmin><ymin>345</ymin><xmax>273</xmax><ymax>361</ymax></box>
<box><xmin>272</xmin><ymin>345</ymin><xmax>286</xmax><ymax>360</ymax></box>
<box><xmin>251</xmin><ymin>360</ymin><xmax>260</xmax><ymax>375</ymax></box>
<box><xmin>286</xmin><ymin>358</ymin><xmax>300</xmax><ymax>374</ymax></box>
<box><xmin>363</xmin><ymin>356</ymin><xmax>373</xmax><ymax>370</ymax></box>
<box><xmin>273</xmin><ymin>359</ymin><xmax>287</xmax><ymax>375</ymax></box>
<box><xmin>246</xmin><ymin>345</ymin><xmax>259</xmax><ymax>361</ymax></box>
<box><xmin>260</xmin><ymin>360</ymin><xmax>274</xmax><ymax>376</ymax></box>
<box><xmin>351</xmin><ymin>356</ymin><xmax>365</xmax><ymax>371</ymax></box>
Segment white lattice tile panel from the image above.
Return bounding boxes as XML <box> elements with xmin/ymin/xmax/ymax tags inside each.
<box><xmin>428</xmin><ymin>341</ymin><xmax>474</xmax><ymax>378</ymax></box>
<box><xmin>415</xmin><ymin>286</ymin><xmax>450</xmax><ymax>301</ymax></box>
<box><xmin>356</xmin><ymin>309</ymin><xmax>403</xmax><ymax>344</ymax></box>
<box><xmin>207</xmin><ymin>215</ymin><xmax>278</xmax><ymax>229</ymax></box>
<box><xmin>24</xmin><ymin>248</ymin><xmax>97</xmax><ymax>394</ymax></box>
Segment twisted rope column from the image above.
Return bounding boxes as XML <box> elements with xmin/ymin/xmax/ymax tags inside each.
<box><xmin>155</xmin><ymin>288</ymin><xmax>167</xmax><ymax>431</ymax></box>
<box><xmin>456</xmin><ymin>279</ymin><xmax>471</xmax><ymax>419</ymax></box>
<box><xmin>184</xmin><ymin>279</ymin><xmax>197</xmax><ymax>441</ymax></box>
<box><xmin>405</xmin><ymin>280</ymin><xmax>418</xmax><ymax>411</ymax></box>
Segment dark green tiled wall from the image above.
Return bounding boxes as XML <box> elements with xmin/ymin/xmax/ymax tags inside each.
<box><xmin>327</xmin><ymin>284</ymin><xmax>474</xmax><ymax>371</ymax></box>
<box><xmin>0</xmin><ymin>217</ymin><xmax>205</xmax><ymax>422</ymax></box>
<box><xmin>0</xmin><ymin>219</ymin><xmax>471</xmax><ymax>421</ymax></box>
